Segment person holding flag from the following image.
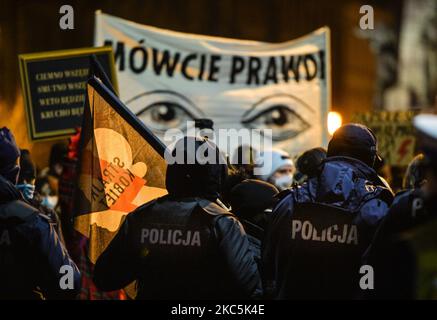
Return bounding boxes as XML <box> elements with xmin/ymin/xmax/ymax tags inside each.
<box><xmin>93</xmin><ymin>136</ymin><xmax>262</xmax><ymax>299</ymax></box>
<box><xmin>74</xmin><ymin>73</ymin><xmax>260</xmax><ymax>299</ymax></box>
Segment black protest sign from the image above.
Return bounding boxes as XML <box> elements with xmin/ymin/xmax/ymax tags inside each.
<box><xmin>19</xmin><ymin>47</ymin><xmax>118</xmax><ymax>141</ymax></box>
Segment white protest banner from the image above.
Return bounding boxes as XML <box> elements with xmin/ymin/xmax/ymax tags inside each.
<box><xmin>94</xmin><ymin>11</ymin><xmax>331</xmax><ymax>158</ymax></box>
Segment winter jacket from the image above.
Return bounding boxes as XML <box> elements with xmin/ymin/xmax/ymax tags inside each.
<box><xmin>0</xmin><ymin>175</ymin><xmax>80</xmax><ymax>299</ymax></box>
<box><xmin>262</xmin><ymin>156</ymin><xmax>394</xmax><ymax>299</ymax></box>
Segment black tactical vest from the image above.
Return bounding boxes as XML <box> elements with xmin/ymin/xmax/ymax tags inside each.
<box><xmin>128</xmin><ymin>197</ymin><xmax>243</xmax><ymax>299</ymax></box>
<box><xmin>278</xmin><ymin>202</ymin><xmax>368</xmax><ymax>299</ymax></box>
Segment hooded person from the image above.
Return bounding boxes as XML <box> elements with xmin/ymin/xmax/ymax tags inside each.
<box><xmin>228</xmin><ymin>179</ymin><xmax>279</xmax><ymax>267</ymax></box>
<box><xmin>254</xmin><ymin>149</ymin><xmax>295</xmax><ymax>191</ymax></box>
<box><xmin>16</xmin><ymin>149</ymin><xmax>36</xmax><ymax>200</ymax></box>
<box><xmin>0</xmin><ymin>127</ymin><xmax>21</xmax><ymax>185</ymax></box>
<box><xmin>262</xmin><ymin>123</ymin><xmax>394</xmax><ymax>299</ymax></box>
<box><xmin>0</xmin><ymin>127</ymin><xmax>80</xmax><ymax>299</ymax></box>
<box><xmin>229</xmin><ymin>179</ymin><xmax>279</xmax><ymax>230</ymax></box>
<box><xmin>294</xmin><ymin>147</ymin><xmax>327</xmax><ymax>184</ymax></box>
<box><xmin>93</xmin><ymin>136</ymin><xmax>262</xmax><ymax>299</ymax></box>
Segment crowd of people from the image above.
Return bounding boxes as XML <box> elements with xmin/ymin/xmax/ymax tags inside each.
<box><xmin>1</xmin><ymin>114</ymin><xmax>437</xmax><ymax>300</ymax></box>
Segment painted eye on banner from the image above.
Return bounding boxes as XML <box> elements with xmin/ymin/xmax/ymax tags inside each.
<box><xmin>126</xmin><ymin>90</ymin><xmax>204</xmax><ymax>133</ymax></box>
<box><xmin>138</xmin><ymin>102</ymin><xmax>194</xmax><ymax>133</ymax></box>
<box><xmin>242</xmin><ymin>94</ymin><xmax>313</xmax><ymax>141</ymax></box>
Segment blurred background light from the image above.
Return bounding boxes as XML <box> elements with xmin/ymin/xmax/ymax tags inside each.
<box><xmin>328</xmin><ymin>111</ymin><xmax>342</xmax><ymax>136</ymax></box>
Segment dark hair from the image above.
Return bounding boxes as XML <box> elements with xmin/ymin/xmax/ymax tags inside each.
<box><xmin>17</xmin><ymin>149</ymin><xmax>36</xmax><ymax>184</ymax></box>
<box><xmin>230</xmin><ymin>145</ymin><xmax>257</xmax><ymax>178</ymax></box>
<box><xmin>222</xmin><ymin>165</ymin><xmax>252</xmax><ymax>204</ymax></box>
<box><xmin>296</xmin><ymin>147</ymin><xmax>327</xmax><ymax>178</ymax></box>
<box><xmin>49</xmin><ymin>143</ymin><xmax>68</xmax><ymax>167</ymax></box>
<box><xmin>194</xmin><ymin>118</ymin><xmax>214</xmax><ymax>130</ymax></box>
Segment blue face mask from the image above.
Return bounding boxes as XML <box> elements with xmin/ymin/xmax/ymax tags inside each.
<box><xmin>41</xmin><ymin>196</ymin><xmax>58</xmax><ymax>210</ymax></box>
<box><xmin>16</xmin><ymin>183</ymin><xmax>35</xmax><ymax>200</ymax></box>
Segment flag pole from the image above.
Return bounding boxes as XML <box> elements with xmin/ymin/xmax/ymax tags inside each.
<box><xmin>89</xmin><ymin>54</ymin><xmax>117</xmax><ymax>96</ymax></box>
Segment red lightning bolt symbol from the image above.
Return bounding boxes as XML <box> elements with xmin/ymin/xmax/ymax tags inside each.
<box><xmin>398</xmin><ymin>138</ymin><xmax>413</xmax><ymax>162</ymax></box>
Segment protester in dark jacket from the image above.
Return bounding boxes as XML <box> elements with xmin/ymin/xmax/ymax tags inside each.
<box><xmin>94</xmin><ymin>136</ymin><xmax>262</xmax><ymax>299</ymax></box>
<box><xmin>229</xmin><ymin>179</ymin><xmax>279</xmax><ymax>266</ymax></box>
<box><xmin>0</xmin><ymin>127</ymin><xmax>80</xmax><ymax>299</ymax></box>
<box><xmin>229</xmin><ymin>179</ymin><xmax>279</xmax><ymax>231</ymax></box>
<box><xmin>262</xmin><ymin>124</ymin><xmax>394</xmax><ymax>299</ymax></box>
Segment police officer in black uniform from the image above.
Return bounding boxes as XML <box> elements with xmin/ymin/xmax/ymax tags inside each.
<box><xmin>0</xmin><ymin>127</ymin><xmax>80</xmax><ymax>299</ymax></box>
<box><xmin>93</xmin><ymin>136</ymin><xmax>262</xmax><ymax>299</ymax></box>
<box><xmin>262</xmin><ymin>123</ymin><xmax>394</xmax><ymax>299</ymax></box>
<box><xmin>365</xmin><ymin>114</ymin><xmax>437</xmax><ymax>299</ymax></box>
